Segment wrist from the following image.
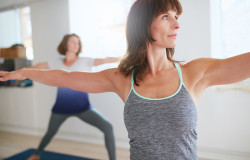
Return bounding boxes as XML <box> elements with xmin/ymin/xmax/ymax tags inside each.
<box><xmin>18</xmin><ymin>68</ymin><xmax>28</xmax><ymax>80</ymax></box>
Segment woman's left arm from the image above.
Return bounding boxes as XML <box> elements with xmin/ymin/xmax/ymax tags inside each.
<box><xmin>202</xmin><ymin>52</ymin><xmax>250</xmax><ymax>87</ymax></box>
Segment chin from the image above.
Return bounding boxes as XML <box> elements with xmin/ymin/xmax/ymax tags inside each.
<box><xmin>164</xmin><ymin>42</ymin><xmax>176</xmax><ymax>48</ymax></box>
<box><xmin>165</xmin><ymin>45</ymin><xmax>176</xmax><ymax>48</ymax></box>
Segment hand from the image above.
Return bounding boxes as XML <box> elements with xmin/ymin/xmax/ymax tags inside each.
<box><xmin>0</xmin><ymin>70</ymin><xmax>26</xmax><ymax>81</ymax></box>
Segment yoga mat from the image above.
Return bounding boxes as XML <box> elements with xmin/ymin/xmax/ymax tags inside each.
<box><xmin>4</xmin><ymin>148</ymin><xmax>95</xmax><ymax>160</ymax></box>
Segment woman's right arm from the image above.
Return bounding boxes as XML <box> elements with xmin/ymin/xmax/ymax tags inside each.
<box><xmin>0</xmin><ymin>68</ymin><xmax>120</xmax><ymax>93</ymax></box>
<box><xmin>26</xmin><ymin>62</ymin><xmax>50</xmax><ymax>69</ymax></box>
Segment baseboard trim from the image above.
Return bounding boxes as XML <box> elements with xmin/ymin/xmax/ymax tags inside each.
<box><xmin>197</xmin><ymin>146</ymin><xmax>250</xmax><ymax>160</ymax></box>
<box><xmin>0</xmin><ymin>123</ymin><xmax>36</xmax><ymax>135</ymax></box>
<box><xmin>0</xmin><ymin>124</ymin><xmax>130</xmax><ymax>149</ymax></box>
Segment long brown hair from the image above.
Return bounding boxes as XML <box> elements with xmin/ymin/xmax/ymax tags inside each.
<box><xmin>118</xmin><ymin>0</ymin><xmax>182</xmax><ymax>85</ymax></box>
<box><xmin>57</xmin><ymin>33</ymin><xmax>82</xmax><ymax>56</ymax></box>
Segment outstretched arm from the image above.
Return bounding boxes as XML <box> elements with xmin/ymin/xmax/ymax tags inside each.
<box><xmin>188</xmin><ymin>52</ymin><xmax>250</xmax><ymax>90</ymax></box>
<box><xmin>27</xmin><ymin>62</ymin><xmax>49</xmax><ymax>69</ymax></box>
<box><xmin>93</xmin><ymin>57</ymin><xmax>120</xmax><ymax>66</ymax></box>
<box><xmin>202</xmin><ymin>52</ymin><xmax>250</xmax><ymax>87</ymax></box>
<box><xmin>0</xmin><ymin>68</ymin><xmax>119</xmax><ymax>93</ymax></box>
<box><xmin>182</xmin><ymin>52</ymin><xmax>250</xmax><ymax>103</ymax></box>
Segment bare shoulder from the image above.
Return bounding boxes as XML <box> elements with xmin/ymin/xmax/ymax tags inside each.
<box><xmin>103</xmin><ymin>68</ymin><xmax>131</xmax><ymax>102</ymax></box>
<box><xmin>103</xmin><ymin>68</ymin><xmax>127</xmax><ymax>81</ymax></box>
<box><xmin>179</xmin><ymin>58</ymin><xmax>218</xmax><ymax>103</ymax></box>
<box><xmin>182</xmin><ymin>58</ymin><xmax>217</xmax><ymax>71</ymax></box>
<box><xmin>181</xmin><ymin>58</ymin><xmax>218</xmax><ymax>80</ymax></box>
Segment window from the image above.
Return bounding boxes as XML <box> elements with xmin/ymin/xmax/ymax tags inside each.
<box><xmin>210</xmin><ymin>0</ymin><xmax>250</xmax><ymax>91</ymax></box>
<box><xmin>20</xmin><ymin>7</ymin><xmax>33</xmax><ymax>60</ymax></box>
<box><xmin>220</xmin><ymin>0</ymin><xmax>250</xmax><ymax>58</ymax></box>
<box><xmin>0</xmin><ymin>6</ymin><xmax>33</xmax><ymax>60</ymax></box>
<box><xmin>69</xmin><ymin>0</ymin><xmax>134</xmax><ymax>59</ymax></box>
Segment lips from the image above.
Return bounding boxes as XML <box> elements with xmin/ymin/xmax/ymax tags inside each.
<box><xmin>168</xmin><ymin>34</ymin><xmax>177</xmax><ymax>37</ymax></box>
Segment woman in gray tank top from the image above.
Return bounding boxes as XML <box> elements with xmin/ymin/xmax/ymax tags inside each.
<box><xmin>1</xmin><ymin>0</ymin><xmax>250</xmax><ymax>159</ymax></box>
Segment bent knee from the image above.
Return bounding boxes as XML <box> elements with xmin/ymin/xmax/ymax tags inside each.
<box><xmin>101</xmin><ymin>121</ymin><xmax>113</xmax><ymax>132</ymax></box>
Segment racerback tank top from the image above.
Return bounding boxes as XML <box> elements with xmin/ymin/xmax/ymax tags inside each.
<box><xmin>124</xmin><ymin>63</ymin><xmax>198</xmax><ymax>160</ymax></box>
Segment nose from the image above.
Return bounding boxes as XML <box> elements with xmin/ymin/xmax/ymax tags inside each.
<box><xmin>172</xmin><ymin>19</ymin><xmax>180</xmax><ymax>30</ymax></box>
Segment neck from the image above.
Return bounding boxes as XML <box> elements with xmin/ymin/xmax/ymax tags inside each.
<box><xmin>146</xmin><ymin>45</ymin><xmax>173</xmax><ymax>77</ymax></box>
<box><xmin>65</xmin><ymin>51</ymin><xmax>77</xmax><ymax>62</ymax></box>
<box><xmin>64</xmin><ymin>51</ymin><xmax>78</xmax><ymax>66</ymax></box>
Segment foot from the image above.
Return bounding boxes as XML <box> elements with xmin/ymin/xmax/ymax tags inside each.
<box><xmin>26</xmin><ymin>154</ymin><xmax>40</xmax><ymax>160</ymax></box>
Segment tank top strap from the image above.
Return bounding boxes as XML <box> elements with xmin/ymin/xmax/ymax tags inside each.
<box><xmin>174</xmin><ymin>62</ymin><xmax>184</xmax><ymax>85</ymax></box>
<box><xmin>131</xmin><ymin>70</ymin><xmax>135</xmax><ymax>87</ymax></box>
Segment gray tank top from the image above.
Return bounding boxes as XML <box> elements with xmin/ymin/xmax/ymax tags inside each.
<box><xmin>124</xmin><ymin>63</ymin><xmax>198</xmax><ymax>160</ymax></box>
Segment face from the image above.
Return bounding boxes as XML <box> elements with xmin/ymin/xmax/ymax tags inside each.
<box><xmin>66</xmin><ymin>36</ymin><xmax>80</xmax><ymax>54</ymax></box>
<box><xmin>150</xmin><ymin>10</ymin><xmax>180</xmax><ymax>48</ymax></box>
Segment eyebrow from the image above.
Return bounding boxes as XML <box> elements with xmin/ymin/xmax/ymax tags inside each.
<box><xmin>161</xmin><ymin>11</ymin><xmax>179</xmax><ymax>16</ymax></box>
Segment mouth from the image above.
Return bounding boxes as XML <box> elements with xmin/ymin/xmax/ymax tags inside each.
<box><xmin>168</xmin><ymin>34</ymin><xmax>177</xmax><ymax>37</ymax></box>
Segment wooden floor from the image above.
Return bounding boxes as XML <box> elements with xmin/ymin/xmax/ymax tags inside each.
<box><xmin>0</xmin><ymin>131</ymin><xmax>211</xmax><ymax>160</ymax></box>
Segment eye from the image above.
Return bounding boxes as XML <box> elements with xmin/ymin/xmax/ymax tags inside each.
<box><xmin>175</xmin><ymin>15</ymin><xmax>179</xmax><ymax>20</ymax></box>
<box><xmin>163</xmin><ymin>15</ymin><xmax>168</xmax><ymax>20</ymax></box>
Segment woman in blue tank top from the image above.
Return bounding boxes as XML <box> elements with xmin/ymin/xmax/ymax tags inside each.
<box><xmin>1</xmin><ymin>0</ymin><xmax>250</xmax><ymax>159</ymax></box>
<box><xmin>25</xmin><ymin>34</ymin><xmax>118</xmax><ymax>160</ymax></box>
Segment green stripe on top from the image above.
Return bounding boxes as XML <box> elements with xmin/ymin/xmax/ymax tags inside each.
<box><xmin>124</xmin><ymin>62</ymin><xmax>198</xmax><ymax>160</ymax></box>
<box><xmin>174</xmin><ymin>62</ymin><xmax>184</xmax><ymax>84</ymax></box>
<box><xmin>130</xmin><ymin>62</ymin><xmax>184</xmax><ymax>100</ymax></box>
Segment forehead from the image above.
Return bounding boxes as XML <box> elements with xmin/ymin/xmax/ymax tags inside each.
<box><xmin>159</xmin><ymin>6</ymin><xmax>179</xmax><ymax>15</ymax></box>
<box><xmin>68</xmin><ymin>36</ymin><xmax>79</xmax><ymax>41</ymax></box>
<box><xmin>161</xmin><ymin>9</ymin><xmax>178</xmax><ymax>15</ymax></box>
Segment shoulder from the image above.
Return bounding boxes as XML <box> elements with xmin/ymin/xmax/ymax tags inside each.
<box><xmin>179</xmin><ymin>58</ymin><xmax>219</xmax><ymax>101</ymax></box>
<box><xmin>181</xmin><ymin>58</ymin><xmax>218</xmax><ymax>77</ymax></box>
<box><xmin>103</xmin><ymin>68</ymin><xmax>131</xmax><ymax>101</ymax></box>
<box><xmin>103</xmin><ymin>68</ymin><xmax>130</xmax><ymax>83</ymax></box>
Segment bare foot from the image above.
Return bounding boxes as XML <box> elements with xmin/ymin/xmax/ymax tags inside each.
<box><xmin>26</xmin><ymin>154</ymin><xmax>40</xmax><ymax>160</ymax></box>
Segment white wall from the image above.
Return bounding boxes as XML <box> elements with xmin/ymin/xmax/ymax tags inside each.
<box><xmin>177</xmin><ymin>0</ymin><xmax>250</xmax><ymax>159</ymax></box>
<box><xmin>29</xmin><ymin>0</ymin><xmax>70</xmax><ymax>130</ymax></box>
<box><xmin>0</xmin><ymin>0</ymin><xmax>250</xmax><ymax>159</ymax></box>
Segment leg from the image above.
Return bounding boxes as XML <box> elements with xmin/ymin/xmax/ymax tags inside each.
<box><xmin>27</xmin><ymin>113</ymin><xmax>69</xmax><ymax>160</ymax></box>
<box><xmin>77</xmin><ymin>108</ymin><xmax>116</xmax><ymax>160</ymax></box>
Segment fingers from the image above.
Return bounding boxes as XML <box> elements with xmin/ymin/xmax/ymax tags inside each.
<box><xmin>0</xmin><ymin>71</ymin><xmax>10</xmax><ymax>81</ymax></box>
<box><xmin>0</xmin><ymin>70</ymin><xmax>8</xmax><ymax>75</ymax></box>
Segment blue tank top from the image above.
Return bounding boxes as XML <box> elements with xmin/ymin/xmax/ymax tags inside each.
<box><xmin>124</xmin><ymin>63</ymin><xmax>198</xmax><ymax>160</ymax></box>
<box><xmin>48</xmin><ymin>57</ymin><xmax>94</xmax><ymax>114</ymax></box>
<box><xmin>52</xmin><ymin>87</ymin><xmax>92</xmax><ymax>114</ymax></box>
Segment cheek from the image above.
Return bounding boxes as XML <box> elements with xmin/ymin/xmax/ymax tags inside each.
<box><xmin>152</xmin><ymin>24</ymin><xmax>168</xmax><ymax>39</ymax></box>
<box><xmin>67</xmin><ymin>44</ymin><xmax>72</xmax><ymax>49</ymax></box>
<box><xmin>68</xmin><ymin>44</ymin><xmax>76</xmax><ymax>51</ymax></box>
<box><xmin>151</xmin><ymin>26</ymin><xmax>161</xmax><ymax>40</ymax></box>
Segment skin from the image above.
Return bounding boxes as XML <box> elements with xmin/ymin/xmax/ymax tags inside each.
<box><xmin>0</xmin><ymin>10</ymin><xmax>249</xmax><ymax>107</ymax></box>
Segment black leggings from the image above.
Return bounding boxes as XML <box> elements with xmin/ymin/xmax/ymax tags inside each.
<box><xmin>34</xmin><ymin>108</ymin><xmax>116</xmax><ymax>160</ymax></box>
